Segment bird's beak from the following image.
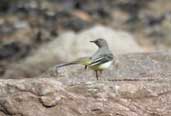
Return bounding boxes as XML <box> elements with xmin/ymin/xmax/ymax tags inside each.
<box><xmin>90</xmin><ymin>40</ymin><xmax>95</xmax><ymax>43</ymax></box>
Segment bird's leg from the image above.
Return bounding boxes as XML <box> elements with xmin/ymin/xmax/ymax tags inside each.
<box><xmin>84</xmin><ymin>65</ymin><xmax>87</xmax><ymax>70</ymax></box>
<box><xmin>95</xmin><ymin>71</ymin><xmax>99</xmax><ymax>80</ymax></box>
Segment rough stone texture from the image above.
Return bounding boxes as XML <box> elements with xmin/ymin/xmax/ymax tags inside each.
<box><xmin>0</xmin><ymin>52</ymin><xmax>171</xmax><ymax>116</ymax></box>
<box><xmin>45</xmin><ymin>52</ymin><xmax>171</xmax><ymax>85</ymax></box>
<box><xmin>3</xmin><ymin>26</ymin><xmax>143</xmax><ymax>79</ymax></box>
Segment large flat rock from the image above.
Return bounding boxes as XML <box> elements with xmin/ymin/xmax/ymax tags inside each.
<box><xmin>45</xmin><ymin>52</ymin><xmax>171</xmax><ymax>84</ymax></box>
<box><xmin>0</xmin><ymin>52</ymin><xmax>171</xmax><ymax>116</ymax></box>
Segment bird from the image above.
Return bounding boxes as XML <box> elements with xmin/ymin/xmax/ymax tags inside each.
<box><xmin>56</xmin><ymin>38</ymin><xmax>113</xmax><ymax>80</ymax></box>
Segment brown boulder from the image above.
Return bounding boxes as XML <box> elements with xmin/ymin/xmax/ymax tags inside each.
<box><xmin>0</xmin><ymin>52</ymin><xmax>171</xmax><ymax>116</ymax></box>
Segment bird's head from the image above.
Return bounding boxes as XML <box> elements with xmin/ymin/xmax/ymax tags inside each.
<box><xmin>90</xmin><ymin>38</ymin><xmax>108</xmax><ymax>48</ymax></box>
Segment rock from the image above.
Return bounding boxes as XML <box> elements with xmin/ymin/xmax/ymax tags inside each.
<box><xmin>22</xmin><ymin>25</ymin><xmax>144</xmax><ymax>62</ymax></box>
<box><xmin>62</xmin><ymin>17</ymin><xmax>91</xmax><ymax>32</ymax></box>
<box><xmin>40</xmin><ymin>92</ymin><xmax>63</xmax><ymax>107</ymax></box>
<box><xmin>3</xmin><ymin>26</ymin><xmax>143</xmax><ymax>79</ymax></box>
<box><xmin>0</xmin><ymin>41</ymin><xmax>30</xmax><ymax>61</ymax></box>
<box><xmin>0</xmin><ymin>52</ymin><xmax>171</xmax><ymax>116</ymax></box>
<box><xmin>43</xmin><ymin>52</ymin><xmax>171</xmax><ymax>85</ymax></box>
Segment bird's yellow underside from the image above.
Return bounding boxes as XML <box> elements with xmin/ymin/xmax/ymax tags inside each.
<box><xmin>76</xmin><ymin>57</ymin><xmax>113</xmax><ymax>71</ymax></box>
<box><xmin>89</xmin><ymin>61</ymin><xmax>113</xmax><ymax>70</ymax></box>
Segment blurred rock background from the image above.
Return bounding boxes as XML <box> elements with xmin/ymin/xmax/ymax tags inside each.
<box><xmin>0</xmin><ymin>0</ymin><xmax>171</xmax><ymax>78</ymax></box>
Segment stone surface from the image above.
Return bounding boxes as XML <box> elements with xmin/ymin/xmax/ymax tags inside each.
<box><xmin>0</xmin><ymin>52</ymin><xmax>171</xmax><ymax>116</ymax></box>
<box><xmin>45</xmin><ymin>52</ymin><xmax>171</xmax><ymax>85</ymax></box>
<box><xmin>3</xmin><ymin>26</ymin><xmax>143</xmax><ymax>79</ymax></box>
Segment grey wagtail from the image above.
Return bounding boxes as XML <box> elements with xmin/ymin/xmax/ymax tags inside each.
<box><xmin>56</xmin><ymin>38</ymin><xmax>113</xmax><ymax>80</ymax></box>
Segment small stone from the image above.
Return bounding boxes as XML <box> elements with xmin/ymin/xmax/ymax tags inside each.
<box><xmin>40</xmin><ymin>93</ymin><xmax>62</xmax><ymax>107</ymax></box>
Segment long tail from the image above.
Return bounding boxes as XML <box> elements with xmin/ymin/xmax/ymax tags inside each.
<box><xmin>56</xmin><ymin>57</ymin><xmax>91</xmax><ymax>69</ymax></box>
<box><xmin>55</xmin><ymin>62</ymin><xmax>78</xmax><ymax>68</ymax></box>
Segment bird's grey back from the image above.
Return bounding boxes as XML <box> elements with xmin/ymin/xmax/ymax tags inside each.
<box><xmin>91</xmin><ymin>47</ymin><xmax>113</xmax><ymax>61</ymax></box>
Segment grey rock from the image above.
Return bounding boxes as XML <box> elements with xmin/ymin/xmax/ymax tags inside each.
<box><xmin>3</xmin><ymin>26</ymin><xmax>143</xmax><ymax>79</ymax></box>
<box><xmin>45</xmin><ymin>52</ymin><xmax>171</xmax><ymax>85</ymax></box>
<box><xmin>0</xmin><ymin>52</ymin><xmax>171</xmax><ymax>116</ymax></box>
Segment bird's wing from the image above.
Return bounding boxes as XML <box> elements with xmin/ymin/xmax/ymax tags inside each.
<box><xmin>89</xmin><ymin>53</ymin><xmax>113</xmax><ymax>66</ymax></box>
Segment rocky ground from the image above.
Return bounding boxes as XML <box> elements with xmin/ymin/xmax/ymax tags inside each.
<box><xmin>0</xmin><ymin>52</ymin><xmax>171</xmax><ymax>116</ymax></box>
<box><xmin>0</xmin><ymin>0</ymin><xmax>171</xmax><ymax>116</ymax></box>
